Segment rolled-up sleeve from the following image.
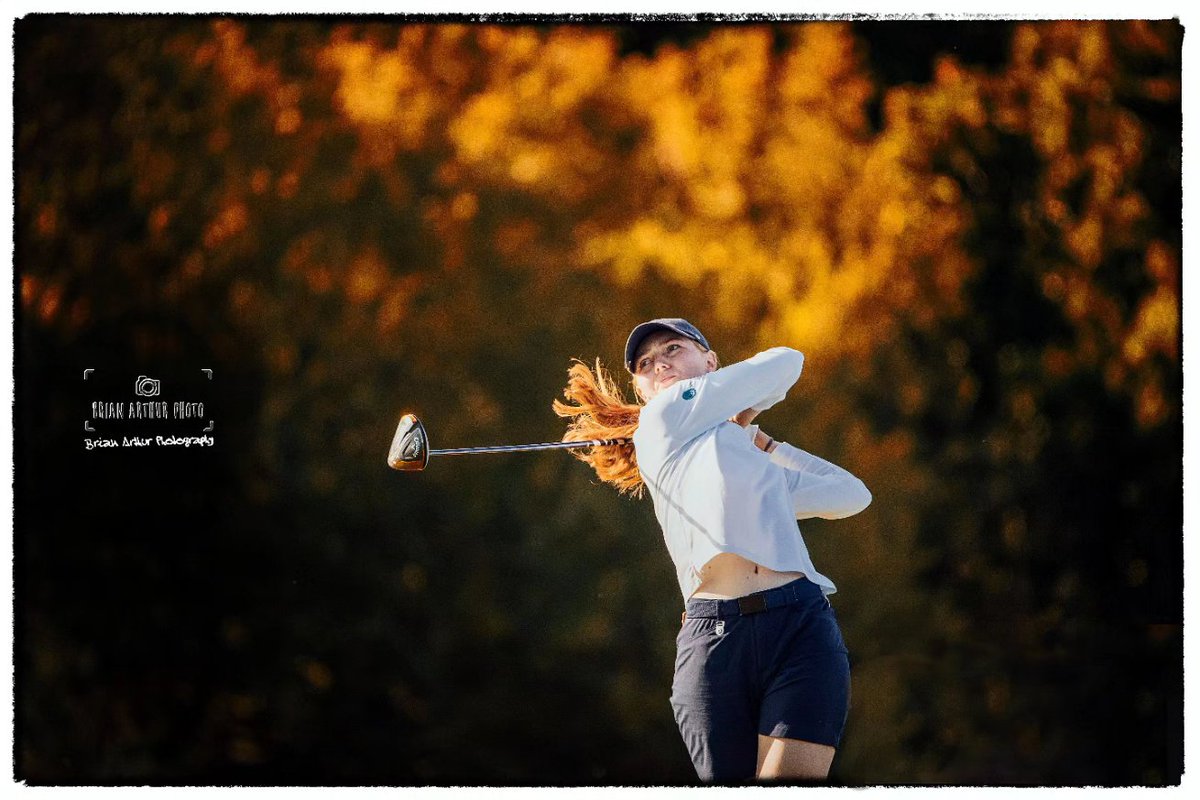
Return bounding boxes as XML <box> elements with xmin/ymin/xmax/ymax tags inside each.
<box><xmin>770</xmin><ymin>441</ymin><xmax>872</xmax><ymax>520</ymax></box>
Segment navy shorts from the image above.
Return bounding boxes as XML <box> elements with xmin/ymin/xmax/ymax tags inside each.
<box><xmin>670</xmin><ymin>576</ymin><xmax>851</xmax><ymax>782</ymax></box>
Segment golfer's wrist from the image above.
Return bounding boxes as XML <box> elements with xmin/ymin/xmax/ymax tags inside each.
<box><xmin>754</xmin><ymin>430</ymin><xmax>778</xmax><ymax>453</ymax></box>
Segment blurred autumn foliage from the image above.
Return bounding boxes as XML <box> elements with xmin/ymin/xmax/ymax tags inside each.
<box><xmin>14</xmin><ymin>17</ymin><xmax>1180</xmax><ymax>785</ymax></box>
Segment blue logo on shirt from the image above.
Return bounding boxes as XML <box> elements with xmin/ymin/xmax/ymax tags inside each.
<box><xmin>682</xmin><ymin>387</ymin><xmax>696</xmax><ymax>400</ymax></box>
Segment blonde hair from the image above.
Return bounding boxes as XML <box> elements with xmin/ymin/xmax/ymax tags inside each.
<box><xmin>553</xmin><ymin>358</ymin><xmax>646</xmax><ymax>497</ymax></box>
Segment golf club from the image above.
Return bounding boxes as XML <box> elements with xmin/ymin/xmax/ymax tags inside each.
<box><xmin>386</xmin><ymin>413</ymin><xmax>631</xmax><ymax>472</ymax></box>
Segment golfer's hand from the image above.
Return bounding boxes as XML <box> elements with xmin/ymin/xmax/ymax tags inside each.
<box><xmin>731</xmin><ymin>408</ymin><xmax>760</xmax><ymax>427</ymax></box>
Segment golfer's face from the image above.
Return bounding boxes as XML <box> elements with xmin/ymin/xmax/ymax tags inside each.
<box><xmin>633</xmin><ymin>333</ymin><xmax>714</xmax><ymax>401</ymax></box>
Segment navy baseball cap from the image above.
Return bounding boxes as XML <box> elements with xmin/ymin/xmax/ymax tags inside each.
<box><xmin>625</xmin><ymin>318</ymin><xmax>711</xmax><ymax>372</ymax></box>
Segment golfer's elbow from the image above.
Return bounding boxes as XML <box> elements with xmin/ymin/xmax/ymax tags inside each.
<box><xmin>825</xmin><ymin>478</ymin><xmax>872</xmax><ymax>520</ymax></box>
<box><xmin>771</xmin><ymin>347</ymin><xmax>805</xmax><ymax>388</ymax></box>
<box><xmin>852</xmin><ymin>479</ymin><xmax>873</xmax><ymax>515</ymax></box>
<box><xmin>749</xmin><ymin>347</ymin><xmax>805</xmax><ymax>401</ymax></box>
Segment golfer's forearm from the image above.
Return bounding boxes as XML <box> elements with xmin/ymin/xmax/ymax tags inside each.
<box><xmin>767</xmin><ymin>441</ymin><xmax>872</xmax><ymax>518</ymax></box>
<box><xmin>786</xmin><ymin>468</ymin><xmax>873</xmax><ymax>519</ymax></box>
<box><xmin>656</xmin><ymin>348</ymin><xmax>804</xmax><ymax>446</ymax></box>
<box><xmin>699</xmin><ymin>348</ymin><xmax>804</xmax><ymax>420</ymax></box>
<box><xmin>768</xmin><ymin>441</ymin><xmax>850</xmax><ymax>477</ymax></box>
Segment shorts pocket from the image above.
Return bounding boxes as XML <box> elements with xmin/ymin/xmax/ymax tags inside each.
<box><xmin>677</xmin><ymin>616</ymin><xmax>721</xmax><ymax>647</ymax></box>
<box><xmin>673</xmin><ymin>616</ymin><xmax>746</xmax><ymax>700</ymax></box>
<box><xmin>785</xmin><ymin>599</ymin><xmax>848</xmax><ymax>655</ymax></box>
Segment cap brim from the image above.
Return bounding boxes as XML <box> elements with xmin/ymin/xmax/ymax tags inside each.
<box><xmin>625</xmin><ymin>322</ymin><xmax>676</xmax><ymax>371</ymax></box>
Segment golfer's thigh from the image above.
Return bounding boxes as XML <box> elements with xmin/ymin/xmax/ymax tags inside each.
<box><xmin>756</xmin><ymin>735</ymin><xmax>835</xmax><ymax>781</ymax></box>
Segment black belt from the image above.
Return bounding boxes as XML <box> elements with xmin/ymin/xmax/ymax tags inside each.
<box><xmin>737</xmin><ymin>593</ymin><xmax>768</xmax><ymax>614</ymax></box>
<box><xmin>684</xmin><ymin>576</ymin><xmax>813</xmax><ymax>619</ymax></box>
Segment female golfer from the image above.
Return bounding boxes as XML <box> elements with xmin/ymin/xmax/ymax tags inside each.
<box><xmin>554</xmin><ymin>317</ymin><xmax>872</xmax><ymax>783</ymax></box>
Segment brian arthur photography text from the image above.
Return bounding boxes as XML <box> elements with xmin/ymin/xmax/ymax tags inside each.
<box><xmin>85</xmin><ymin>400</ymin><xmax>214</xmax><ymax>450</ymax></box>
<box><xmin>85</xmin><ymin>435</ymin><xmax>214</xmax><ymax>450</ymax></box>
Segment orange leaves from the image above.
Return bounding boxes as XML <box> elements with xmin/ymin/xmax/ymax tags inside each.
<box><xmin>779</xmin><ymin>23</ymin><xmax>874</xmax><ymax>133</ymax></box>
<box><xmin>34</xmin><ymin>204</ymin><xmax>57</xmax><ymax>237</ymax></box>
<box><xmin>439</xmin><ymin>27</ymin><xmax>618</xmax><ymax>204</ymax></box>
<box><xmin>275</xmin><ymin>107</ymin><xmax>302</xmax><ymax>136</ymax></box>
<box><xmin>202</xmin><ymin>201</ymin><xmax>249</xmax><ymax>250</ymax></box>
<box><xmin>583</xmin><ymin>24</ymin><xmax>899</xmax><ymax>356</ymax></box>
<box><xmin>1123</xmin><ymin>244</ymin><xmax>1180</xmax><ymax>366</ymax></box>
<box><xmin>648</xmin><ymin>28</ymin><xmax>770</xmax><ymax>175</ymax></box>
<box><xmin>210</xmin><ymin>19</ymin><xmax>283</xmax><ymax>103</ymax></box>
<box><xmin>320</xmin><ymin>36</ymin><xmax>442</xmax><ymax>166</ymax></box>
<box><xmin>376</xmin><ymin>279</ymin><xmax>415</xmax><ymax>337</ymax></box>
<box><xmin>323</xmin><ymin>40</ymin><xmax>414</xmax><ymax>126</ymax></box>
<box><xmin>619</xmin><ymin>28</ymin><xmax>771</xmax><ymax>225</ymax></box>
<box><xmin>346</xmin><ymin>247</ymin><xmax>388</xmax><ymax>304</ymax></box>
<box><xmin>982</xmin><ymin>21</ymin><xmax>1180</xmax><ymax>429</ymax></box>
<box><xmin>20</xmin><ymin>18</ymin><xmax>1179</xmax><ymax>412</ymax></box>
<box><xmin>22</xmin><ymin>275</ymin><xmax>67</xmax><ymax>326</ymax></box>
<box><xmin>450</xmin><ymin>92</ymin><xmax>513</xmax><ymax>163</ymax></box>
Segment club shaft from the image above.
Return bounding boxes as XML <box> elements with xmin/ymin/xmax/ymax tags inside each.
<box><xmin>431</xmin><ymin>439</ymin><xmax>629</xmax><ymax>456</ymax></box>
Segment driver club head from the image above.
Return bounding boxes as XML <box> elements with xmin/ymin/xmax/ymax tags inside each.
<box><xmin>387</xmin><ymin>413</ymin><xmax>430</xmax><ymax>471</ymax></box>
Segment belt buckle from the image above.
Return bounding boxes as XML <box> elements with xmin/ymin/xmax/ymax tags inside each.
<box><xmin>737</xmin><ymin>594</ymin><xmax>767</xmax><ymax>615</ymax></box>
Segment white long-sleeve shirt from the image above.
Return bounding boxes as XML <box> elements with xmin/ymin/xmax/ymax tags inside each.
<box><xmin>631</xmin><ymin>347</ymin><xmax>872</xmax><ymax>601</ymax></box>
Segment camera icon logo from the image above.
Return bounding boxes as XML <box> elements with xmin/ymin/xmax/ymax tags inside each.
<box><xmin>134</xmin><ymin>376</ymin><xmax>161</xmax><ymax>397</ymax></box>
